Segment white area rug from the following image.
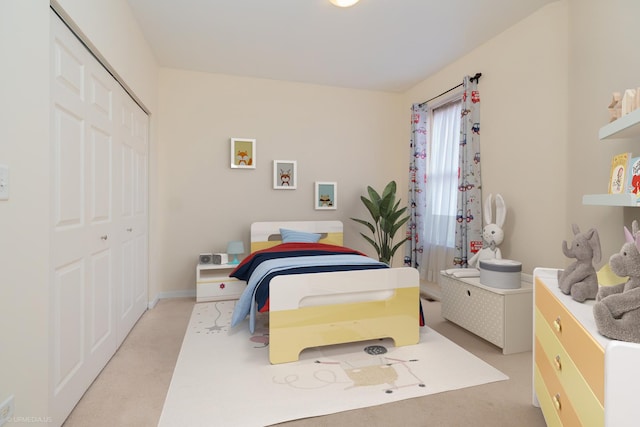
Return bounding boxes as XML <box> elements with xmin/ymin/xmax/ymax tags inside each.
<box><xmin>159</xmin><ymin>301</ymin><xmax>508</xmax><ymax>427</ymax></box>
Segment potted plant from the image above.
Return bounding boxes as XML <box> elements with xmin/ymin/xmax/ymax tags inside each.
<box><xmin>351</xmin><ymin>181</ymin><xmax>410</xmax><ymax>265</ymax></box>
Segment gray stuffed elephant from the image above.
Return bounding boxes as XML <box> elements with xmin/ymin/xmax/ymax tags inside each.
<box><xmin>594</xmin><ymin>221</ymin><xmax>640</xmax><ymax>343</ymax></box>
<box><xmin>557</xmin><ymin>224</ymin><xmax>601</xmax><ymax>302</ymax></box>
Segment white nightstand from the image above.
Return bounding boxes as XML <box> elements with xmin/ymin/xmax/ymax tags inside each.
<box><xmin>196</xmin><ymin>263</ymin><xmax>247</xmax><ymax>302</ymax></box>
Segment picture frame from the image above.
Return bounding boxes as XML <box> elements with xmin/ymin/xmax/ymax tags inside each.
<box><xmin>314</xmin><ymin>182</ymin><xmax>337</xmax><ymax>210</ymax></box>
<box><xmin>273</xmin><ymin>160</ymin><xmax>297</xmax><ymax>189</ymax></box>
<box><xmin>230</xmin><ymin>138</ymin><xmax>256</xmax><ymax>169</ymax></box>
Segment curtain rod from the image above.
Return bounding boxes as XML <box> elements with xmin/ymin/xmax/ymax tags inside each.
<box><xmin>418</xmin><ymin>72</ymin><xmax>481</xmax><ymax>107</ymax></box>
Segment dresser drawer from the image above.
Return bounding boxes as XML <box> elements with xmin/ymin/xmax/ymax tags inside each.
<box><xmin>535</xmin><ymin>311</ymin><xmax>604</xmax><ymax>425</ymax></box>
<box><xmin>534</xmin><ymin>364</ymin><xmax>570</xmax><ymax>427</ymax></box>
<box><xmin>197</xmin><ymin>278</ymin><xmax>246</xmax><ymax>302</ymax></box>
<box><xmin>535</xmin><ymin>278</ymin><xmax>604</xmax><ymax>400</ymax></box>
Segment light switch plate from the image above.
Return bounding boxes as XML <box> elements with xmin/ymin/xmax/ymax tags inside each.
<box><xmin>0</xmin><ymin>164</ymin><xmax>9</xmax><ymax>200</ymax></box>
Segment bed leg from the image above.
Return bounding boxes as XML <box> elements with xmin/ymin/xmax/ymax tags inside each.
<box><xmin>270</xmin><ymin>345</ymin><xmax>302</xmax><ymax>364</ymax></box>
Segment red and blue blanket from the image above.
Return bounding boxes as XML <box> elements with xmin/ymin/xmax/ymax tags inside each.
<box><xmin>229</xmin><ymin>243</ymin><xmax>424</xmax><ymax>331</ymax></box>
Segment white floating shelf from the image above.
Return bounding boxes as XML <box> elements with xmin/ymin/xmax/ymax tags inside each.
<box><xmin>582</xmin><ymin>193</ymin><xmax>640</xmax><ymax>207</ymax></box>
<box><xmin>599</xmin><ymin>108</ymin><xmax>640</xmax><ymax>140</ymax></box>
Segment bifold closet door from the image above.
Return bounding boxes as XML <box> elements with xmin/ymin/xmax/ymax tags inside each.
<box><xmin>117</xmin><ymin>92</ymin><xmax>149</xmax><ymax>346</ymax></box>
<box><xmin>49</xmin><ymin>10</ymin><xmax>148</xmax><ymax>425</ymax></box>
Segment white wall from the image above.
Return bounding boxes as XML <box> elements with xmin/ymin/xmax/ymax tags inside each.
<box><xmin>0</xmin><ymin>0</ymin><xmax>51</xmax><ymax>420</ymax></box>
<box><xmin>156</xmin><ymin>69</ymin><xmax>406</xmax><ymax>294</ymax></box>
<box><xmin>404</xmin><ymin>1</ymin><xmax>570</xmax><ymax>275</ymax></box>
<box><xmin>567</xmin><ymin>0</ymin><xmax>640</xmax><ymax>263</ymax></box>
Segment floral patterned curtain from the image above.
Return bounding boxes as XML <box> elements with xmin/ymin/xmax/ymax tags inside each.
<box><xmin>404</xmin><ymin>103</ymin><xmax>427</xmax><ymax>268</ymax></box>
<box><xmin>454</xmin><ymin>76</ymin><xmax>483</xmax><ymax>267</ymax></box>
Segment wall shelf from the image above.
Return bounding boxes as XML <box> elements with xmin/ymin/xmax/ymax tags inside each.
<box><xmin>582</xmin><ymin>193</ymin><xmax>640</xmax><ymax>207</ymax></box>
<box><xmin>583</xmin><ymin>108</ymin><xmax>640</xmax><ymax>207</ymax></box>
<box><xmin>599</xmin><ymin>108</ymin><xmax>640</xmax><ymax>140</ymax></box>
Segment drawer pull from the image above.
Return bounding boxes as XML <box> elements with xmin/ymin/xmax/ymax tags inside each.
<box><xmin>552</xmin><ymin>393</ymin><xmax>562</xmax><ymax>411</ymax></box>
<box><xmin>554</xmin><ymin>355</ymin><xmax>562</xmax><ymax>371</ymax></box>
<box><xmin>219</xmin><ymin>283</ymin><xmax>226</xmax><ymax>290</ymax></box>
<box><xmin>553</xmin><ymin>316</ymin><xmax>562</xmax><ymax>333</ymax></box>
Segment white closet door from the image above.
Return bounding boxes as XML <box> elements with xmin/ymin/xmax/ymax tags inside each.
<box><xmin>117</xmin><ymin>90</ymin><xmax>149</xmax><ymax>345</ymax></box>
<box><xmin>49</xmin><ymin>11</ymin><xmax>148</xmax><ymax>425</ymax></box>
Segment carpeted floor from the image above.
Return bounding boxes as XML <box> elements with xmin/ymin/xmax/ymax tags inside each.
<box><xmin>62</xmin><ymin>297</ymin><xmax>547</xmax><ymax>427</ymax></box>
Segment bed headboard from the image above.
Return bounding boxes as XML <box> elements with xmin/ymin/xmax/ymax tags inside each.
<box><xmin>250</xmin><ymin>221</ymin><xmax>343</xmax><ymax>252</ymax></box>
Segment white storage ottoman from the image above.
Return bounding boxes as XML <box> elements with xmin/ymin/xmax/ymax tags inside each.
<box><xmin>439</xmin><ymin>272</ymin><xmax>533</xmax><ymax>354</ymax></box>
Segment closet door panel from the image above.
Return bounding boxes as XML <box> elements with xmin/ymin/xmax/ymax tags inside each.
<box><xmin>120</xmin><ymin>239</ymin><xmax>134</xmax><ymax>319</ymax></box>
<box><xmin>87</xmin><ymin>127</ymin><xmax>112</xmax><ymax>224</ymax></box>
<box><xmin>88</xmin><ymin>72</ymin><xmax>112</xmax><ymax>121</ymax></box>
<box><xmin>52</xmin><ymin>107</ymin><xmax>84</xmax><ymax>230</ymax></box>
<box><xmin>52</xmin><ymin>261</ymin><xmax>85</xmax><ymax>393</ymax></box>
<box><xmin>50</xmin><ymin>12</ymin><xmax>119</xmax><ymax>425</ymax></box>
<box><xmin>132</xmin><ymin>106</ymin><xmax>148</xmax><ymax>307</ymax></box>
<box><xmin>121</xmin><ymin>144</ymin><xmax>133</xmax><ymax>218</ymax></box>
<box><xmin>89</xmin><ymin>249</ymin><xmax>113</xmax><ymax>352</ymax></box>
<box><xmin>134</xmin><ymin>233</ymin><xmax>148</xmax><ymax>303</ymax></box>
<box><xmin>116</xmin><ymin>96</ymin><xmax>148</xmax><ymax>344</ymax></box>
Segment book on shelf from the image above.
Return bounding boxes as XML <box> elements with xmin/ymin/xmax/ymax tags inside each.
<box><xmin>627</xmin><ymin>156</ymin><xmax>640</xmax><ymax>197</ymax></box>
<box><xmin>609</xmin><ymin>152</ymin><xmax>632</xmax><ymax>194</ymax></box>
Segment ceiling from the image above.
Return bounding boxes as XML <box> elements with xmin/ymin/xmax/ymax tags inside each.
<box><xmin>126</xmin><ymin>0</ymin><xmax>557</xmax><ymax>93</ymax></box>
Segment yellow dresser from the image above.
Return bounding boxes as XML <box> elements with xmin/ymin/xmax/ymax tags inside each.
<box><xmin>533</xmin><ymin>268</ymin><xmax>640</xmax><ymax>426</ymax></box>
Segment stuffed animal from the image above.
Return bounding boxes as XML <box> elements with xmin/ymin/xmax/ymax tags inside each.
<box><xmin>557</xmin><ymin>224</ymin><xmax>601</xmax><ymax>302</ymax></box>
<box><xmin>593</xmin><ymin>221</ymin><xmax>640</xmax><ymax>343</ymax></box>
<box><xmin>468</xmin><ymin>193</ymin><xmax>505</xmax><ymax>267</ymax></box>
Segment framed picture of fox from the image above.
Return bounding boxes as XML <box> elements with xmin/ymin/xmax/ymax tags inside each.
<box><xmin>230</xmin><ymin>138</ymin><xmax>256</xmax><ymax>169</ymax></box>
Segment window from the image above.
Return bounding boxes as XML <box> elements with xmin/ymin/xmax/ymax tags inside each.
<box><xmin>424</xmin><ymin>98</ymin><xmax>461</xmax><ymax>248</ymax></box>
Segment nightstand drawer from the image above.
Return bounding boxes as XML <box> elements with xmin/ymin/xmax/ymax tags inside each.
<box><xmin>197</xmin><ymin>278</ymin><xmax>246</xmax><ymax>302</ymax></box>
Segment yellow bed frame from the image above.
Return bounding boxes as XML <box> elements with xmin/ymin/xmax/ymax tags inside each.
<box><xmin>250</xmin><ymin>221</ymin><xmax>420</xmax><ymax>364</ymax></box>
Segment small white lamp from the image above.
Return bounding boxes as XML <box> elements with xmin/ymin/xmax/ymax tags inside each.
<box><xmin>226</xmin><ymin>241</ymin><xmax>245</xmax><ymax>265</ymax></box>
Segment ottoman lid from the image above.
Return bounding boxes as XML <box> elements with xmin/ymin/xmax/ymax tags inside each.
<box><xmin>479</xmin><ymin>259</ymin><xmax>522</xmax><ymax>273</ymax></box>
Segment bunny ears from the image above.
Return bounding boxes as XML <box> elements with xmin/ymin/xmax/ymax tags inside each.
<box><xmin>624</xmin><ymin>220</ymin><xmax>640</xmax><ymax>251</ymax></box>
<box><xmin>484</xmin><ymin>193</ymin><xmax>506</xmax><ymax>227</ymax></box>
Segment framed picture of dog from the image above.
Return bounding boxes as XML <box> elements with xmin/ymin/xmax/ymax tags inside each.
<box><xmin>230</xmin><ymin>138</ymin><xmax>256</xmax><ymax>169</ymax></box>
<box><xmin>314</xmin><ymin>182</ymin><xmax>337</xmax><ymax>210</ymax></box>
<box><xmin>273</xmin><ymin>160</ymin><xmax>297</xmax><ymax>189</ymax></box>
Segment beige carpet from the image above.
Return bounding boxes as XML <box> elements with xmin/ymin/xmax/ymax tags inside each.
<box><xmin>158</xmin><ymin>300</ymin><xmax>508</xmax><ymax>426</ymax></box>
<box><xmin>63</xmin><ymin>297</ymin><xmax>547</xmax><ymax>427</ymax></box>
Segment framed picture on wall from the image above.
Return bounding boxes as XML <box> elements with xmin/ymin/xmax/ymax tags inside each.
<box><xmin>230</xmin><ymin>138</ymin><xmax>256</xmax><ymax>169</ymax></box>
<box><xmin>273</xmin><ymin>160</ymin><xmax>297</xmax><ymax>189</ymax></box>
<box><xmin>314</xmin><ymin>182</ymin><xmax>337</xmax><ymax>210</ymax></box>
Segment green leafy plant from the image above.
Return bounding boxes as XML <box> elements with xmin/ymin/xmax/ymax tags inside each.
<box><xmin>351</xmin><ymin>181</ymin><xmax>410</xmax><ymax>265</ymax></box>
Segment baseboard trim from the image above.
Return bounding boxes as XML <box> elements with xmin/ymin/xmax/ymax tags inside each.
<box><xmin>148</xmin><ymin>289</ymin><xmax>196</xmax><ymax>309</ymax></box>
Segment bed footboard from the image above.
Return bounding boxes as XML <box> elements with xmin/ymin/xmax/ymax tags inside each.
<box><xmin>268</xmin><ymin>267</ymin><xmax>420</xmax><ymax>364</ymax></box>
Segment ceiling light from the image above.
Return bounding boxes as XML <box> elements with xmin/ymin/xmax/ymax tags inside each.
<box><xmin>329</xmin><ymin>0</ymin><xmax>360</xmax><ymax>7</ymax></box>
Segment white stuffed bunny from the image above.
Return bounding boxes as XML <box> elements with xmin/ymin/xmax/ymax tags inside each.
<box><xmin>468</xmin><ymin>193</ymin><xmax>506</xmax><ymax>267</ymax></box>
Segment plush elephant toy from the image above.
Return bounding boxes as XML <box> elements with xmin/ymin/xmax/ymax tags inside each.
<box><xmin>557</xmin><ymin>224</ymin><xmax>601</xmax><ymax>302</ymax></box>
<box><xmin>593</xmin><ymin>221</ymin><xmax>640</xmax><ymax>343</ymax></box>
